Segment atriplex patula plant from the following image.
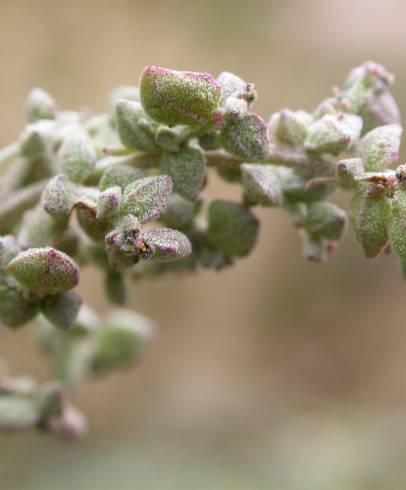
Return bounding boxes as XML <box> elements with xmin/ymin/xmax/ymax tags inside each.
<box><xmin>0</xmin><ymin>61</ymin><xmax>402</xmax><ymax>439</ymax></box>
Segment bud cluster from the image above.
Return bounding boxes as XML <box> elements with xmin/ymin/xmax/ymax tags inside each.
<box><xmin>0</xmin><ymin>60</ymin><xmax>404</xmax><ymax>437</ymax></box>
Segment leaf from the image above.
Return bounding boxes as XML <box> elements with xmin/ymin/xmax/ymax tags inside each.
<box><xmin>207</xmin><ymin>200</ymin><xmax>259</xmax><ymax>257</ymax></box>
<box><xmin>221</xmin><ymin>112</ymin><xmax>269</xmax><ymax>160</ymax></box>
<box><xmin>7</xmin><ymin>247</ymin><xmax>79</xmax><ymax>295</ymax></box>
<box><xmin>121</xmin><ymin>175</ymin><xmax>173</xmax><ymax>223</ymax></box>
<box><xmin>241</xmin><ymin>164</ymin><xmax>283</xmax><ymax>207</ymax></box>
<box><xmin>58</xmin><ymin>129</ymin><xmax>96</xmax><ymax>183</ymax></box>
<box><xmin>356</xmin><ymin>124</ymin><xmax>402</xmax><ymax>171</ymax></box>
<box><xmin>115</xmin><ymin>99</ymin><xmax>159</xmax><ymax>151</ymax></box>
<box><xmin>161</xmin><ymin>146</ymin><xmax>206</xmax><ymax>201</ymax></box>
<box><xmin>141</xmin><ymin>228</ymin><xmax>192</xmax><ymax>262</ymax></box>
<box><xmin>350</xmin><ymin>189</ymin><xmax>391</xmax><ymax>258</ymax></box>
<box><xmin>40</xmin><ymin>291</ymin><xmax>82</xmax><ymax>330</ymax></box>
<box><xmin>140</xmin><ymin>66</ymin><xmax>221</xmax><ymax>126</ymax></box>
<box><xmin>305</xmin><ymin>113</ymin><xmax>362</xmax><ymax>155</ymax></box>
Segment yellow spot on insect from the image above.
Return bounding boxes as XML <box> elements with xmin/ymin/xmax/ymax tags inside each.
<box><xmin>139</xmin><ymin>243</ymin><xmax>147</xmax><ymax>254</ymax></box>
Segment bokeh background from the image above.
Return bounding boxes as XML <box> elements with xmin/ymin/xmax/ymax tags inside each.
<box><xmin>1</xmin><ymin>0</ymin><xmax>406</xmax><ymax>488</ymax></box>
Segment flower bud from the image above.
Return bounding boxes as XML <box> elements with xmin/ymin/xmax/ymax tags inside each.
<box><xmin>115</xmin><ymin>99</ymin><xmax>159</xmax><ymax>151</ymax></box>
<box><xmin>0</xmin><ymin>395</ymin><xmax>39</xmax><ymax>431</ymax></box>
<box><xmin>96</xmin><ymin>186</ymin><xmax>122</xmax><ymax>221</ymax></box>
<box><xmin>99</xmin><ymin>164</ymin><xmax>144</xmax><ymax>192</ymax></box>
<box><xmin>350</xmin><ymin>189</ymin><xmax>391</xmax><ymax>258</ymax></box>
<box><xmin>90</xmin><ymin>309</ymin><xmax>154</xmax><ymax>373</ymax></box>
<box><xmin>40</xmin><ymin>291</ymin><xmax>82</xmax><ymax>330</ymax></box>
<box><xmin>305</xmin><ymin>113</ymin><xmax>362</xmax><ymax>155</ymax></box>
<box><xmin>141</xmin><ymin>228</ymin><xmax>192</xmax><ymax>262</ymax></box>
<box><xmin>221</xmin><ymin>113</ymin><xmax>269</xmax><ymax>160</ymax></box>
<box><xmin>7</xmin><ymin>248</ymin><xmax>79</xmax><ymax>295</ymax></box>
<box><xmin>217</xmin><ymin>71</ymin><xmax>256</xmax><ymax>106</ymax></box>
<box><xmin>223</xmin><ymin>96</ymin><xmax>248</xmax><ymax>119</ymax></box>
<box><xmin>57</xmin><ymin>129</ymin><xmax>96</xmax><ymax>183</ymax></box>
<box><xmin>161</xmin><ymin>146</ymin><xmax>206</xmax><ymax>201</ymax></box>
<box><xmin>140</xmin><ymin>66</ymin><xmax>221</xmax><ymax>127</ymax></box>
<box><xmin>336</xmin><ymin>158</ymin><xmax>364</xmax><ymax>189</ymax></box>
<box><xmin>26</xmin><ymin>88</ymin><xmax>57</xmax><ymax>122</ymax></box>
<box><xmin>268</xmin><ymin>109</ymin><xmax>313</xmax><ymax>147</ymax></box>
<box><xmin>159</xmin><ymin>193</ymin><xmax>197</xmax><ymax>228</ymax></box>
<box><xmin>356</xmin><ymin>124</ymin><xmax>402</xmax><ymax>171</ymax></box>
<box><xmin>343</xmin><ymin>61</ymin><xmax>400</xmax><ymax>134</ymax></box>
<box><xmin>207</xmin><ymin>200</ymin><xmax>259</xmax><ymax>257</ymax></box>
<box><xmin>121</xmin><ymin>175</ymin><xmax>173</xmax><ymax>223</ymax></box>
<box><xmin>303</xmin><ymin>202</ymin><xmax>347</xmax><ymax>241</ymax></box>
<box><xmin>105</xmin><ymin>270</ymin><xmax>126</xmax><ymax>305</ymax></box>
<box><xmin>241</xmin><ymin>164</ymin><xmax>283</xmax><ymax>207</ymax></box>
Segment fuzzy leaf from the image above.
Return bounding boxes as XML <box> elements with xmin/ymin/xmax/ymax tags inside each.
<box><xmin>105</xmin><ymin>270</ymin><xmax>127</xmax><ymax>305</ymax></box>
<box><xmin>159</xmin><ymin>193</ymin><xmax>197</xmax><ymax>228</ymax></box>
<box><xmin>350</xmin><ymin>190</ymin><xmax>391</xmax><ymax>258</ymax></box>
<box><xmin>303</xmin><ymin>202</ymin><xmax>347</xmax><ymax>241</ymax></box>
<box><xmin>389</xmin><ymin>190</ymin><xmax>406</xmax><ymax>274</ymax></box>
<box><xmin>268</xmin><ymin>109</ymin><xmax>312</xmax><ymax>147</ymax></box>
<box><xmin>207</xmin><ymin>201</ymin><xmax>259</xmax><ymax>257</ymax></box>
<box><xmin>140</xmin><ymin>66</ymin><xmax>221</xmax><ymax>127</ymax></box>
<box><xmin>217</xmin><ymin>71</ymin><xmax>248</xmax><ymax>104</ymax></box>
<box><xmin>108</xmin><ymin>85</ymin><xmax>139</xmax><ymax>121</ymax></box>
<box><xmin>305</xmin><ymin>113</ymin><xmax>362</xmax><ymax>155</ymax></box>
<box><xmin>221</xmin><ymin>113</ymin><xmax>269</xmax><ymax>160</ymax></box>
<box><xmin>96</xmin><ymin>186</ymin><xmax>122</xmax><ymax>221</ymax></box>
<box><xmin>115</xmin><ymin>99</ymin><xmax>159</xmax><ymax>151</ymax></box>
<box><xmin>26</xmin><ymin>88</ymin><xmax>57</xmax><ymax>122</ymax></box>
<box><xmin>141</xmin><ymin>228</ymin><xmax>192</xmax><ymax>262</ymax></box>
<box><xmin>41</xmin><ymin>175</ymin><xmax>77</xmax><ymax>218</ymax></box>
<box><xmin>161</xmin><ymin>146</ymin><xmax>206</xmax><ymax>201</ymax></box>
<box><xmin>7</xmin><ymin>248</ymin><xmax>79</xmax><ymax>295</ymax></box>
<box><xmin>336</xmin><ymin>158</ymin><xmax>364</xmax><ymax>189</ymax></box>
<box><xmin>0</xmin><ymin>396</ymin><xmax>40</xmax><ymax>431</ymax></box>
<box><xmin>0</xmin><ymin>280</ymin><xmax>39</xmax><ymax>328</ymax></box>
<box><xmin>99</xmin><ymin>164</ymin><xmax>144</xmax><ymax>192</ymax></box>
<box><xmin>40</xmin><ymin>291</ymin><xmax>82</xmax><ymax>330</ymax></box>
<box><xmin>356</xmin><ymin>124</ymin><xmax>402</xmax><ymax>171</ymax></box>
<box><xmin>18</xmin><ymin>206</ymin><xmax>68</xmax><ymax>248</ymax></box>
<box><xmin>121</xmin><ymin>175</ymin><xmax>173</xmax><ymax>223</ymax></box>
<box><xmin>57</xmin><ymin>129</ymin><xmax>96</xmax><ymax>183</ymax></box>
<box><xmin>241</xmin><ymin>164</ymin><xmax>283</xmax><ymax>207</ymax></box>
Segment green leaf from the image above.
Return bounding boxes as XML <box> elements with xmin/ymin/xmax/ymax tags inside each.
<box><xmin>350</xmin><ymin>189</ymin><xmax>391</xmax><ymax>258</ymax></box>
<box><xmin>140</xmin><ymin>66</ymin><xmax>221</xmax><ymax>127</ymax></box>
<box><xmin>389</xmin><ymin>190</ymin><xmax>406</xmax><ymax>276</ymax></box>
<box><xmin>40</xmin><ymin>291</ymin><xmax>82</xmax><ymax>330</ymax></box>
<box><xmin>121</xmin><ymin>175</ymin><xmax>173</xmax><ymax>223</ymax></box>
<box><xmin>26</xmin><ymin>87</ymin><xmax>57</xmax><ymax>122</ymax></box>
<box><xmin>241</xmin><ymin>164</ymin><xmax>283</xmax><ymax>207</ymax></box>
<box><xmin>268</xmin><ymin>109</ymin><xmax>312</xmax><ymax>147</ymax></box>
<box><xmin>0</xmin><ymin>396</ymin><xmax>39</xmax><ymax>431</ymax></box>
<box><xmin>57</xmin><ymin>129</ymin><xmax>96</xmax><ymax>183</ymax></box>
<box><xmin>115</xmin><ymin>99</ymin><xmax>159</xmax><ymax>151</ymax></box>
<box><xmin>356</xmin><ymin>124</ymin><xmax>402</xmax><ymax>171</ymax></box>
<box><xmin>221</xmin><ymin>112</ymin><xmax>269</xmax><ymax>160</ymax></box>
<box><xmin>7</xmin><ymin>247</ymin><xmax>79</xmax><ymax>295</ymax></box>
<box><xmin>161</xmin><ymin>146</ymin><xmax>206</xmax><ymax>201</ymax></box>
<box><xmin>336</xmin><ymin>158</ymin><xmax>364</xmax><ymax>189</ymax></box>
<box><xmin>99</xmin><ymin>164</ymin><xmax>145</xmax><ymax>192</ymax></box>
<box><xmin>141</xmin><ymin>228</ymin><xmax>192</xmax><ymax>262</ymax></box>
<box><xmin>305</xmin><ymin>113</ymin><xmax>362</xmax><ymax>155</ymax></box>
<box><xmin>303</xmin><ymin>202</ymin><xmax>347</xmax><ymax>241</ymax></box>
<box><xmin>207</xmin><ymin>200</ymin><xmax>259</xmax><ymax>257</ymax></box>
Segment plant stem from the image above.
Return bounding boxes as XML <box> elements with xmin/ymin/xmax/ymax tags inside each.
<box><xmin>0</xmin><ymin>180</ymin><xmax>47</xmax><ymax>228</ymax></box>
<box><xmin>205</xmin><ymin>147</ymin><xmax>336</xmax><ymax>176</ymax></box>
<box><xmin>0</xmin><ymin>143</ymin><xmax>19</xmax><ymax>169</ymax></box>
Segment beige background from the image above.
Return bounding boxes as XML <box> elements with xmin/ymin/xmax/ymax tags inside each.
<box><xmin>1</xmin><ymin>0</ymin><xmax>406</xmax><ymax>488</ymax></box>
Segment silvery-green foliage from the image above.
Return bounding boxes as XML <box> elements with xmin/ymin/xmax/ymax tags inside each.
<box><xmin>1</xmin><ymin>60</ymin><xmax>406</xmax><ymax>438</ymax></box>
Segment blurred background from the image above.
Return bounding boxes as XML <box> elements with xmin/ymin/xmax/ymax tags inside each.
<box><xmin>1</xmin><ymin>0</ymin><xmax>406</xmax><ymax>488</ymax></box>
